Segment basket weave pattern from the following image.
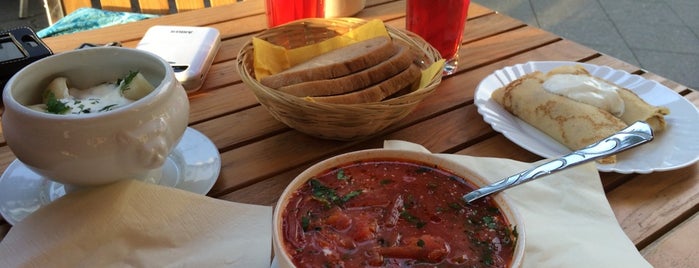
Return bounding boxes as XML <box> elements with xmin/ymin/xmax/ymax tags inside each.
<box><xmin>236</xmin><ymin>18</ymin><xmax>443</xmax><ymax>140</ymax></box>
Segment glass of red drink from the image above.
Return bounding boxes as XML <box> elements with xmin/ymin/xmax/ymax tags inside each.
<box><xmin>265</xmin><ymin>0</ymin><xmax>325</xmax><ymax>28</ymax></box>
<box><xmin>406</xmin><ymin>0</ymin><xmax>470</xmax><ymax>75</ymax></box>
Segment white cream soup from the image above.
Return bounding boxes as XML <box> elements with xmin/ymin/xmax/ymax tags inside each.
<box><xmin>30</xmin><ymin>71</ymin><xmax>154</xmax><ymax>114</ymax></box>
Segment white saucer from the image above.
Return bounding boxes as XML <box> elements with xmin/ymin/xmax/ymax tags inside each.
<box><xmin>0</xmin><ymin>127</ymin><xmax>221</xmax><ymax>225</ymax></box>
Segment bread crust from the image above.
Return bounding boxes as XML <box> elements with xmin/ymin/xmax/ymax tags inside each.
<box><xmin>278</xmin><ymin>44</ymin><xmax>414</xmax><ymax>97</ymax></box>
<box><xmin>310</xmin><ymin>64</ymin><xmax>421</xmax><ymax>104</ymax></box>
<box><xmin>260</xmin><ymin>36</ymin><xmax>396</xmax><ymax>89</ymax></box>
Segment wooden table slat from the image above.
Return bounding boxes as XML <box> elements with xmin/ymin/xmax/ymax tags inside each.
<box><xmin>1</xmin><ymin>2</ymin><xmax>696</xmax><ymax>267</ymax></box>
<box><xmin>641</xmin><ymin>212</ymin><xmax>699</xmax><ymax>267</ymax></box>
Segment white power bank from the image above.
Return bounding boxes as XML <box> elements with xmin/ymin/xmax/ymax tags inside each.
<box><xmin>137</xmin><ymin>25</ymin><xmax>221</xmax><ymax>92</ymax></box>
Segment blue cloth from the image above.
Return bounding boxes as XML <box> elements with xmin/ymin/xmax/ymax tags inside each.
<box><xmin>37</xmin><ymin>8</ymin><xmax>158</xmax><ymax>38</ymax></box>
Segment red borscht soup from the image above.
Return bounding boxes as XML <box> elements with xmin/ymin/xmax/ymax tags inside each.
<box><xmin>281</xmin><ymin>159</ymin><xmax>517</xmax><ymax>267</ymax></box>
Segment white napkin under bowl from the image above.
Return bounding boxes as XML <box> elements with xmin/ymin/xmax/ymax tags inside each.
<box><xmin>383</xmin><ymin>140</ymin><xmax>651</xmax><ymax>268</ymax></box>
<box><xmin>0</xmin><ymin>180</ymin><xmax>272</xmax><ymax>267</ymax></box>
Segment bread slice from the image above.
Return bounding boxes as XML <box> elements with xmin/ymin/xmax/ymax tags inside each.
<box><xmin>279</xmin><ymin>44</ymin><xmax>414</xmax><ymax>97</ymax></box>
<box><xmin>260</xmin><ymin>36</ymin><xmax>396</xmax><ymax>89</ymax></box>
<box><xmin>310</xmin><ymin>64</ymin><xmax>421</xmax><ymax>104</ymax></box>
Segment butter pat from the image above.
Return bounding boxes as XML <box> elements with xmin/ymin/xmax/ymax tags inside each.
<box><xmin>543</xmin><ymin>74</ymin><xmax>625</xmax><ymax>117</ymax></box>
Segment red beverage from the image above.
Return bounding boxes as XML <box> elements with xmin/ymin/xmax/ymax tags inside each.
<box><xmin>266</xmin><ymin>0</ymin><xmax>325</xmax><ymax>28</ymax></box>
<box><xmin>406</xmin><ymin>0</ymin><xmax>470</xmax><ymax>74</ymax></box>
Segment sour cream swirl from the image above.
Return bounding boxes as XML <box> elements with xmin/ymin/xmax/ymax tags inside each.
<box><xmin>542</xmin><ymin>74</ymin><xmax>625</xmax><ymax>117</ymax></box>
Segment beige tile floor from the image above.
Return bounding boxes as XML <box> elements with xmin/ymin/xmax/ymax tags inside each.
<box><xmin>474</xmin><ymin>0</ymin><xmax>699</xmax><ymax>90</ymax></box>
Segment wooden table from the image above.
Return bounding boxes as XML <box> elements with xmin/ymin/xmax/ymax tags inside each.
<box><xmin>2</xmin><ymin>0</ymin><xmax>697</xmax><ymax>266</ymax></box>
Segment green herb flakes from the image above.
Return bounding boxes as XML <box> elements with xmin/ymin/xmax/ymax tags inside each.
<box><xmin>336</xmin><ymin>168</ymin><xmax>348</xmax><ymax>180</ymax></box>
<box><xmin>98</xmin><ymin>104</ymin><xmax>118</xmax><ymax>112</ymax></box>
<box><xmin>301</xmin><ymin>216</ymin><xmax>311</xmax><ymax>231</ymax></box>
<box><xmin>482</xmin><ymin>216</ymin><xmax>497</xmax><ymax>229</ymax></box>
<box><xmin>400</xmin><ymin>210</ymin><xmax>426</xmax><ymax>229</ymax></box>
<box><xmin>309</xmin><ymin>179</ymin><xmax>361</xmax><ymax>206</ymax></box>
<box><xmin>482</xmin><ymin>253</ymin><xmax>494</xmax><ymax>266</ymax></box>
<box><xmin>119</xmin><ymin>70</ymin><xmax>139</xmax><ymax>93</ymax></box>
<box><xmin>426</xmin><ymin>182</ymin><xmax>438</xmax><ymax>190</ymax></box>
<box><xmin>45</xmin><ymin>92</ymin><xmax>69</xmax><ymax>114</ymax></box>
<box><xmin>342</xmin><ymin>190</ymin><xmax>362</xmax><ymax>203</ymax></box>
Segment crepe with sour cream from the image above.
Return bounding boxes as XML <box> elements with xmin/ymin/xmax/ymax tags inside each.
<box><xmin>492</xmin><ymin>65</ymin><xmax>669</xmax><ymax>164</ymax></box>
<box><xmin>545</xmin><ymin>65</ymin><xmax>669</xmax><ymax>131</ymax></box>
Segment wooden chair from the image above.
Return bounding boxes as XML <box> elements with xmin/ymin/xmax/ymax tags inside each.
<box><xmin>44</xmin><ymin>0</ymin><xmax>243</xmax><ymax>25</ymax></box>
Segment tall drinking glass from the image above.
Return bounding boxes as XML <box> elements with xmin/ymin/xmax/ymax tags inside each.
<box><xmin>266</xmin><ymin>0</ymin><xmax>325</xmax><ymax>28</ymax></box>
<box><xmin>406</xmin><ymin>0</ymin><xmax>470</xmax><ymax>75</ymax></box>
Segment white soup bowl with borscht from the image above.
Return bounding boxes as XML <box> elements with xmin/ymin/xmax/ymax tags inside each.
<box><xmin>273</xmin><ymin>149</ymin><xmax>525</xmax><ymax>267</ymax></box>
<box><xmin>2</xmin><ymin>47</ymin><xmax>189</xmax><ymax>187</ymax></box>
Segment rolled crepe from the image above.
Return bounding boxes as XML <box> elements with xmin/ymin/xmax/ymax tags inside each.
<box><xmin>492</xmin><ymin>71</ymin><xmax>627</xmax><ymax>164</ymax></box>
<box><xmin>617</xmin><ymin>88</ymin><xmax>669</xmax><ymax>131</ymax></box>
<box><xmin>493</xmin><ymin>65</ymin><xmax>670</xmax><ymax>164</ymax></box>
<box><xmin>546</xmin><ymin>65</ymin><xmax>670</xmax><ymax>131</ymax></box>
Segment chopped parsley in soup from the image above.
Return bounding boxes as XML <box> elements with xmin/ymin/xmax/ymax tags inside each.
<box><xmin>29</xmin><ymin>71</ymin><xmax>154</xmax><ymax>114</ymax></box>
<box><xmin>282</xmin><ymin>159</ymin><xmax>517</xmax><ymax>267</ymax></box>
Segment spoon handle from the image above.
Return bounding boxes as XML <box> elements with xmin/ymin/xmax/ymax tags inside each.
<box><xmin>463</xmin><ymin>121</ymin><xmax>654</xmax><ymax>203</ymax></box>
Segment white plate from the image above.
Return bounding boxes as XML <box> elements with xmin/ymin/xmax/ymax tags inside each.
<box><xmin>0</xmin><ymin>127</ymin><xmax>221</xmax><ymax>225</ymax></box>
<box><xmin>474</xmin><ymin>61</ymin><xmax>699</xmax><ymax>173</ymax></box>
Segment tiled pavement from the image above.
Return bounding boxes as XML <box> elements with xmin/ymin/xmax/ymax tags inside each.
<box><xmin>474</xmin><ymin>0</ymin><xmax>699</xmax><ymax>90</ymax></box>
<box><xmin>2</xmin><ymin>0</ymin><xmax>698</xmax><ymax>90</ymax></box>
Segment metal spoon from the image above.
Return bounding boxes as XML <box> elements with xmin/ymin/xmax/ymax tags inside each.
<box><xmin>463</xmin><ymin>121</ymin><xmax>654</xmax><ymax>203</ymax></box>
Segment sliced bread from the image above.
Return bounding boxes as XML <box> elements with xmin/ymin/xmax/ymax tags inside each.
<box><xmin>279</xmin><ymin>44</ymin><xmax>414</xmax><ymax>97</ymax></box>
<box><xmin>310</xmin><ymin>64</ymin><xmax>421</xmax><ymax>104</ymax></box>
<box><xmin>260</xmin><ymin>36</ymin><xmax>396</xmax><ymax>89</ymax></box>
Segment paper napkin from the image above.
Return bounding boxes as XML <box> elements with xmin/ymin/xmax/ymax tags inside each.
<box><xmin>251</xmin><ymin>19</ymin><xmax>444</xmax><ymax>90</ymax></box>
<box><xmin>384</xmin><ymin>140</ymin><xmax>652</xmax><ymax>268</ymax></box>
<box><xmin>0</xmin><ymin>180</ymin><xmax>272</xmax><ymax>267</ymax></box>
<box><xmin>253</xmin><ymin>19</ymin><xmax>390</xmax><ymax>80</ymax></box>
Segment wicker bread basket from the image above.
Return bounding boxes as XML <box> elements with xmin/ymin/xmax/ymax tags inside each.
<box><xmin>236</xmin><ymin>18</ymin><xmax>443</xmax><ymax>140</ymax></box>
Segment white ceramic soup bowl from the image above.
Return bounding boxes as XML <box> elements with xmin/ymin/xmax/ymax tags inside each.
<box><xmin>2</xmin><ymin>47</ymin><xmax>189</xmax><ymax>186</ymax></box>
<box><xmin>273</xmin><ymin>149</ymin><xmax>525</xmax><ymax>267</ymax></box>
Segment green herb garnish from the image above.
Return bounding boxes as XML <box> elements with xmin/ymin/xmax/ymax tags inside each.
<box><xmin>309</xmin><ymin>179</ymin><xmax>361</xmax><ymax>206</ymax></box>
<box><xmin>511</xmin><ymin>226</ymin><xmax>519</xmax><ymax>241</ymax></box>
<box><xmin>482</xmin><ymin>253</ymin><xmax>494</xmax><ymax>266</ymax></box>
<box><xmin>400</xmin><ymin>210</ymin><xmax>426</xmax><ymax>229</ymax></box>
<box><xmin>342</xmin><ymin>190</ymin><xmax>362</xmax><ymax>203</ymax></box>
<box><xmin>301</xmin><ymin>216</ymin><xmax>311</xmax><ymax>231</ymax></box>
<box><xmin>426</xmin><ymin>182</ymin><xmax>438</xmax><ymax>190</ymax></box>
<box><xmin>98</xmin><ymin>104</ymin><xmax>118</xmax><ymax>112</ymax></box>
<box><xmin>336</xmin><ymin>169</ymin><xmax>348</xmax><ymax>180</ymax></box>
<box><xmin>310</xmin><ymin>179</ymin><xmax>340</xmax><ymax>205</ymax></box>
<box><xmin>45</xmin><ymin>92</ymin><xmax>70</xmax><ymax>114</ymax></box>
<box><xmin>482</xmin><ymin>216</ymin><xmax>497</xmax><ymax>229</ymax></box>
<box><xmin>119</xmin><ymin>70</ymin><xmax>139</xmax><ymax>93</ymax></box>
<box><xmin>417</xmin><ymin>239</ymin><xmax>425</xmax><ymax>248</ymax></box>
